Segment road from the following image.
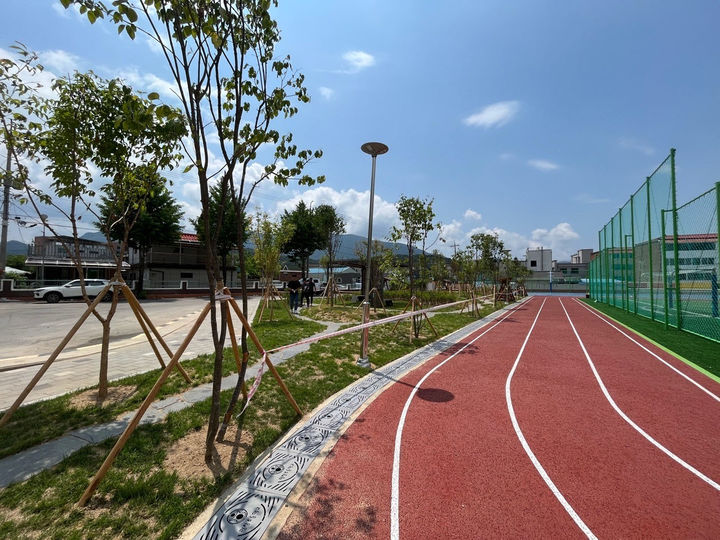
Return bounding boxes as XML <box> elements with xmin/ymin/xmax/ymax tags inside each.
<box><xmin>0</xmin><ymin>296</ymin><xmax>260</xmax><ymax>409</ymax></box>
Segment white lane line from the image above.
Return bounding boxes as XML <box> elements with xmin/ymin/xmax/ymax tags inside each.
<box><xmin>572</xmin><ymin>299</ymin><xmax>720</xmax><ymax>403</ymax></box>
<box><xmin>560</xmin><ymin>299</ymin><xmax>720</xmax><ymax>492</ymax></box>
<box><xmin>505</xmin><ymin>299</ymin><xmax>597</xmax><ymax>539</ymax></box>
<box><xmin>390</xmin><ymin>299</ymin><xmax>534</xmax><ymax>540</ymax></box>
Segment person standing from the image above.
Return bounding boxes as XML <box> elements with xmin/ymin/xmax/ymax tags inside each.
<box><xmin>304</xmin><ymin>277</ymin><xmax>315</xmax><ymax>307</ymax></box>
<box><xmin>288</xmin><ymin>276</ymin><xmax>301</xmax><ymax>313</ymax></box>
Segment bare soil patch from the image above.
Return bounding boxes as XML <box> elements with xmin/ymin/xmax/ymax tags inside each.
<box><xmin>69</xmin><ymin>385</ymin><xmax>137</xmax><ymax>409</ymax></box>
<box><xmin>163</xmin><ymin>425</ymin><xmax>254</xmax><ymax>481</ymax></box>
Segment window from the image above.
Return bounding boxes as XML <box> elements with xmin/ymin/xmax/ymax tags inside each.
<box><xmin>571</xmin><ymin>268</ymin><xmax>579</xmax><ymax>274</ymax></box>
<box><xmin>180</xmin><ymin>272</ymin><xmax>193</xmax><ymax>279</ymax></box>
<box><xmin>530</xmin><ymin>260</ymin><xmax>537</xmax><ymax>268</ymax></box>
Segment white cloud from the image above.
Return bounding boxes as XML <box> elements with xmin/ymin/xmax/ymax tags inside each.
<box><xmin>52</xmin><ymin>2</ymin><xmax>82</xmax><ymax>19</ymax></box>
<box><xmin>39</xmin><ymin>50</ymin><xmax>80</xmax><ymax>75</ymax></box>
<box><xmin>341</xmin><ymin>50</ymin><xmax>375</xmax><ymax>73</ymax></box>
<box><xmin>618</xmin><ymin>137</ymin><xmax>655</xmax><ymax>156</ymax></box>
<box><xmin>319</xmin><ymin>86</ymin><xmax>335</xmax><ymax>100</ymax></box>
<box><xmin>116</xmin><ymin>69</ymin><xmax>178</xmax><ymax>101</ymax></box>
<box><xmin>464</xmin><ymin>209</ymin><xmax>482</xmax><ymax>221</ymax></box>
<box><xmin>575</xmin><ymin>193</ymin><xmax>610</xmax><ymax>204</ymax></box>
<box><xmin>269</xmin><ymin>186</ymin><xmax>397</xmax><ymax>239</ymax></box>
<box><xmin>463</xmin><ymin>101</ymin><xmax>520</xmax><ymax>128</ymax></box>
<box><xmin>466</xmin><ymin>226</ymin><xmax>531</xmax><ymax>258</ymax></box>
<box><xmin>531</xmin><ymin>222</ymin><xmax>580</xmax><ymax>260</ymax></box>
<box><xmin>528</xmin><ymin>159</ymin><xmax>559</xmax><ymax>171</ymax></box>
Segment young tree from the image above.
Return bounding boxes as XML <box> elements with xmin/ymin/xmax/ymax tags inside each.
<box><xmin>192</xmin><ymin>183</ymin><xmax>244</xmax><ymax>285</ymax></box>
<box><xmin>281</xmin><ymin>200</ymin><xmax>324</xmax><ymax>276</ymax></box>
<box><xmin>66</xmin><ymin>0</ymin><xmax>325</xmax><ymax>457</ymax></box>
<box><xmin>469</xmin><ymin>232</ymin><xmax>505</xmax><ymax>293</ymax></box>
<box><xmin>252</xmin><ymin>211</ymin><xmax>294</xmax><ymax>291</ymax></box>
<box><xmin>0</xmin><ymin>45</ymin><xmax>48</xmax><ymax>277</ymax></box>
<box><xmin>97</xmin><ymin>171</ymin><xmax>184</xmax><ymax>294</ymax></box>
<box><xmin>36</xmin><ymin>71</ymin><xmax>185</xmax><ymax>400</ymax></box>
<box><xmin>388</xmin><ymin>195</ymin><xmax>439</xmax><ymax>296</ymax></box>
<box><xmin>314</xmin><ymin>203</ymin><xmax>345</xmax><ymax>302</ymax></box>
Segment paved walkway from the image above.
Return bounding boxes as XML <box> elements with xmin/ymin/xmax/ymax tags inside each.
<box><xmin>0</xmin><ymin>297</ymin><xmax>260</xmax><ymax>410</ymax></box>
<box><xmin>0</xmin><ymin>304</ymin><xmax>341</xmax><ymax>489</ymax></box>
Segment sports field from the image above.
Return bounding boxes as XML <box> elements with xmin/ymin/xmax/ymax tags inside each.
<box><xmin>274</xmin><ymin>296</ymin><xmax>720</xmax><ymax>538</ymax></box>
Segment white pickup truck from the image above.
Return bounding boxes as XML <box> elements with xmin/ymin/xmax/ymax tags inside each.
<box><xmin>34</xmin><ymin>279</ymin><xmax>111</xmax><ymax>303</ymax></box>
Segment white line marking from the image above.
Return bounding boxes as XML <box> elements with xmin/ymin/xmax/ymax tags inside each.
<box><xmin>390</xmin><ymin>299</ymin><xmax>532</xmax><ymax>540</ymax></box>
<box><xmin>505</xmin><ymin>299</ymin><xmax>597</xmax><ymax>539</ymax></box>
<box><xmin>572</xmin><ymin>299</ymin><xmax>720</xmax><ymax>402</ymax></box>
<box><xmin>560</xmin><ymin>299</ymin><xmax>720</xmax><ymax>491</ymax></box>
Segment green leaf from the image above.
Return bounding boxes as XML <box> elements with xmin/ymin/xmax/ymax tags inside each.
<box><xmin>182</xmin><ymin>164</ymin><xmax>194</xmax><ymax>173</ymax></box>
<box><xmin>147</xmin><ymin>92</ymin><xmax>160</xmax><ymax>100</ymax></box>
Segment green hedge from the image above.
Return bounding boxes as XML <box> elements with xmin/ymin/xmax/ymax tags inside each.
<box><xmin>383</xmin><ymin>289</ymin><xmax>465</xmax><ymax>306</ymax></box>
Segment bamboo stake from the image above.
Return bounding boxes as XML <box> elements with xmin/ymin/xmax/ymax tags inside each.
<box><xmin>122</xmin><ymin>284</ymin><xmax>192</xmax><ymax>384</ymax></box>
<box><xmin>391</xmin><ymin>298</ymin><xmax>412</xmax><ymax>332</ymax></box>
<box><xmin>78</xmin><ymin>301</ymin><xmax>212</xmax><ymax>506</ymax></box>
<box><xmin>227</xmin><ymin>297</ymin><xmax>302</xmax><ymax>416</ymax></box>
<box><xmin>224</xmin><ymin>300</ymin><xmax>248</xmax><ymax>397</ymax></box>
<box><xmin>0</xmin><ymin>281</ymin><xmax>113</xmax><ymax>428</ymax></box>
<box><xmin>263</xmin><ymin>354</ymin><xmax>303</xmax><ymax>415</ymax></box>
<box><xmin>216</xmin><ymin>299</ymin><xmax>249</xmax><ymax>442</ymax></box>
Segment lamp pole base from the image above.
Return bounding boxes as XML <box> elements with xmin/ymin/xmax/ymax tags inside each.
<box><xmin>356</xmin><ymin>357</ymin><xmax>371</xmax><ymax>368</ymax></box>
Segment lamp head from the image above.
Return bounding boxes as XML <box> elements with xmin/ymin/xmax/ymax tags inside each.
<box><xmin>361</xmin><ymin>142</ymin><xmax>389</xmax><ymax>156</ymax></box>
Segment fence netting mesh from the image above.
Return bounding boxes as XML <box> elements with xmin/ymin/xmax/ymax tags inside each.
<box><xmin>589</xmin><ymin>150</ymin><xmax>720</xmax><ymax>343</ymax></box>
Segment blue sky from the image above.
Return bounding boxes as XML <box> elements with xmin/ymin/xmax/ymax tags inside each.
<box><xmin>2</xmin><ymin>0</ymin><xmax>720</xmax><ymax>260</ymax></box>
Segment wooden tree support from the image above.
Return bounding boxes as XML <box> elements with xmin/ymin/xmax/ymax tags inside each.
<box><xmin>317</xmin><ymin>275</ymin><xmax>346</xmax><ymax>306</ymax></box>
<box><xmin>354</xmin><ymin>287</ymin><xmax>387</xmax><ymax>314</ymax></box>
<box><xmin>390</xmin><ymin>296</ymin><xmax>438</xmax><ymax>341</ymax></box>
<box><xmin>257</xmin><ymin>279</ymin><xmax>293</xmax><ymax>321</ymax></box>
<box><xmin>0</xmin><ymin>277</ymin><xmax>191</xmax><ymax>428</ymax></box>
<box><xmin>78</xmin><ymin>288</ymin><xmax>303</xmax><ymax>506</ymax></box>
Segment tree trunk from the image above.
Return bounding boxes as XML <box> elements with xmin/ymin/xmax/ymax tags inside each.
<box><xmin>408</xmin><ymin>245</ymin><xmax>415</xmax><ymax>296</ymax></box>
<box><xmin>98</xmin><ymin>319</ymin><xmax>111</xmax><ymax>401</ymax></box>
<box><xmin>137</xmin><ymin>249</ymin><xmax>146</xmax><ymax>292</ymax></box>
<box><xmin>204</xmin><ymin>269</ymin><xmax>228</xmax><ymax>462</ymax></box>
<box><xmin>217</xmin><ymin>243</ymin><xmax>250</xmax><ymax>442</ymax></box>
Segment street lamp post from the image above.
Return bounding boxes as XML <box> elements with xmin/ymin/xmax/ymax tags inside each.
<box><xmin>358</xmin><ymin>142</ymin><xmax>388</xmax><ymax>368</ymax></box>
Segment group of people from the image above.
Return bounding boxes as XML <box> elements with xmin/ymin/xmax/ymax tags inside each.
<box><xmin>287</xmin><ymin>276</ymin><xmax>316</xmax><ymax>313</ymax></box>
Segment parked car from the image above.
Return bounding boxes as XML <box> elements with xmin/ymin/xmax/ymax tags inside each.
<box><xmin>34</xmin><ymin>279</ymin><xmax>111</xmax><ymax>303</ymax></box>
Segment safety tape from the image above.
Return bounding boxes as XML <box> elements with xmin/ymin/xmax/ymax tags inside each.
<box><xmin>237</xmin><ymin>352</ymin><xmax>268</xmax><ymax>417</ymax></box>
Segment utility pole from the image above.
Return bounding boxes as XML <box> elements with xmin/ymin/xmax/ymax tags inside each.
<box><xmin>0</xmin><ymin>140</ymin><xmax>12</xmax><ymax>278</ymax></box>
<box><xmin>450</xmin><ymin>241</ymin><xmax>459</xmax><ymax>256</ymax></box>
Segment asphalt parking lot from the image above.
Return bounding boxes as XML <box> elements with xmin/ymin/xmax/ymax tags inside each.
<box><xmin>0</xmin><ymin>297</ymin><xmax>212</xmax><ymax>362</ymax></box>
<box><xmin>0</xmin><ymin>296</ymin><xmax>260</xmax><ymax>408</ymax></box>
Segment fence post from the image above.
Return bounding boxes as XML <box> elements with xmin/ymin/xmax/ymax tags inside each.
<box><xmin>670</xmin><ymin>148</ymin><xmax>682</xmax><ymax>329</ymax></box>
<box><xmin>714</xmin><ymin>182</ymin><xmax>720</xmax><ymax>318</ymax></box>
<box><xmin>619</xmin><ymin>208</ymin><xmax>626</xmax><ymax>310</ymax></box>
<box><xmin>630</xmin><ymin>193</ymin><xmax>637</xmax><ymax>314</ymax></box>
<box><xmin>646</xmin><ymin>177</ymin><xmax>655</xmax><ymax>320</ymax></box>
<box><xmin>661</xmin><ymin>210</ymin><xmax>670</xmax><ymax>329</ymax></box>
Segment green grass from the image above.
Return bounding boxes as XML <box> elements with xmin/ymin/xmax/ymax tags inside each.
<box><xmin>0</xmin><ymin>300</ymin><xmax>506</xmax><ymax>539</ymax></box>
<box><xmin>580</xmin><ymin>299</ymin><xmax>720</xmax><ymax>378</ymax></box>
<box><xmin>0</xmin><ymin>301</ymin><xmax>324</xmax><ymax>459</ymax></box>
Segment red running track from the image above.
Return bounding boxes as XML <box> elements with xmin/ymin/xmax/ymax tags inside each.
<box><xmin>277</xmin><ymin>297</ymin><xmax>720</xmax><ymax>539</ymax></box>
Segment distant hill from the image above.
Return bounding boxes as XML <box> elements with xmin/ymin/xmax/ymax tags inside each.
<box><xmin>7</xmin><ymin>240</ymin><xmax>28</xmax><ymax>256</ymax></box>
<box><xmin>309</xmin><ymin>233</ymin><xmax>423</xmax><ymax>262</ymax></box>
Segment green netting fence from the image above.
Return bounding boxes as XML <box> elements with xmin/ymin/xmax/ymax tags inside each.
<box><xmin>589</xmin><ymin>149</ymin><xmax>720</xmax><ymax>343</ymax></box>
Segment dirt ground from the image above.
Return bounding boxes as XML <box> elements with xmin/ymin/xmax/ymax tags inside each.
<box><xmin>163</xmin><ymin>425</ymin><xmax>255</xmax><ymax>481</ymax></box>
<box><xmin>69</xmin><ymin>385</ymin><xmax>137</xmax><ymax>409</ymax></box>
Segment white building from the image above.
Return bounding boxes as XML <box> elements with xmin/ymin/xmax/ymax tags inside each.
<box><xmin>525</xmin><ymin>247</ymin><xmax>553</xmax><ymax>272</ymax></box>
